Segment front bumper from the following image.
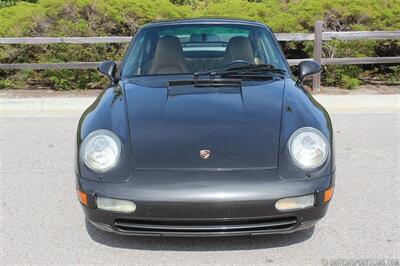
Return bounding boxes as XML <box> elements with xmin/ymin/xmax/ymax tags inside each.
<box><xmin>77</xmin><ymin>169</ymin><xmax>335</xmax><ymax>237</ymax></box>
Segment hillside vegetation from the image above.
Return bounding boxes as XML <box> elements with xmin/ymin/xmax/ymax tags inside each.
<box><xmin>0</xmin><ymin>0</ymin><xmax>399</xmax><ymax>90</ymax></box>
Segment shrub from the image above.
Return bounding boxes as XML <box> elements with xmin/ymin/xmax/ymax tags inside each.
<box><xmin>388</xmin><ymin>65</ymin><xmax>400</xmax><ymax>82</ymax></box>
<box><xmin>339</xmin><ymin>75</ymin><xmax>361</xmax><ymax>90</ymax></box>
<box><xmin>0</xmin><ymin>78</ymin><xmax>12</xmax><ymax>89</ymax></box>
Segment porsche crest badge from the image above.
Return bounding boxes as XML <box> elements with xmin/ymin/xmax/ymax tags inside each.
<box><xmin>199</xmin><ymin>149</ymin><xmax>210</xmax><ymax>159</ymax></box>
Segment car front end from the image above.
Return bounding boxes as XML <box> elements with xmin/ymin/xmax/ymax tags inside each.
<box><xmin>75</xmin><ymin>18</ymin><xmax>335</xmax><ymax>237</ymax></box>
<box><xmin>77</xmin><ymin>168</ymin><xmax>334</xmax><ymax>237</ymax></box>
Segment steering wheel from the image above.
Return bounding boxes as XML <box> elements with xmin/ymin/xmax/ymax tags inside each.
<box><xmin>223</xmin><ymin>59</ymin><xmax>252</xmax><ymax>69</ymax></box>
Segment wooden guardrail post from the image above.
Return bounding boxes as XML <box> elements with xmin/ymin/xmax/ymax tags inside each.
<box><xmin>313</xmin><ymin>21</ymin><xmax>323</xmax><ymax>91</ymax></box>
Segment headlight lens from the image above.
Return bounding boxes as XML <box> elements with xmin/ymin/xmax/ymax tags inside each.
<box><xmin>80</xmin><ymin>129</ymin><xmax>121</xmax><ymax>172</ymax></box>
<box><xmin>288</xmin><ymin>127</ymin><xmax>329</xmax><ymax>169</ymax></box>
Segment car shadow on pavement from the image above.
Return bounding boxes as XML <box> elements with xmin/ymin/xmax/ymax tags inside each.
<box><xmin>85</xmin><ymin>220</ymin><xmax>315</xmax><ymax>251</ymax></box>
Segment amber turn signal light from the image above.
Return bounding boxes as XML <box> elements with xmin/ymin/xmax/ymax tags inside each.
<box><xmin>76</xmin><ymin>188</ymin><xmax>88</xmax><ymax>206</ymax></box>
<box><xmin>324</xmin><ymin>187</ymin><xmax>334</xmax><ymax>203</ymax></box>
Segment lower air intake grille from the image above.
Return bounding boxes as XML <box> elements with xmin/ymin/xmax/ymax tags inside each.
<box><xmin>114</xmin><ymin>217</ymin><xmax>297</xmax><ymax>235</ymax></box>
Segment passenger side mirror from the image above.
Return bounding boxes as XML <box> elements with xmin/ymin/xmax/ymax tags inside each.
<box><xmin>298</xmin><ymin>60</ymin><xmax>321</xmax><ymax>83</ymax></box>
<box><xmin>97</xmin><ymin>61</ymin><xmax>116</xmax><ymax>82</ymax></box>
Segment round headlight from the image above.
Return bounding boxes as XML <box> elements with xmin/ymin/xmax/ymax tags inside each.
<box><xmin>288</xmin><ymin>127</ymin><xmax>329</xmax><ymax>169</ymax></box>
<box><xmin>80</xmin><ymin>129</ymin><xmax>121</xmax><ymax>172</ymax></box>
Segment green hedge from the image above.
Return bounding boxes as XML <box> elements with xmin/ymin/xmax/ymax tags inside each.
<box><xmin>0</xmin><ymin>0</ymin><xmax>399</xmax><ymax>90</ymax></box>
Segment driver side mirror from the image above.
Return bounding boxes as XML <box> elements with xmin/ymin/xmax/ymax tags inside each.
<box><xmin>97</xmin><ymin>61</ymin><xmax>116</xmax><ymax>82</ymax></box>
<box><xmin>298</xmin><ymin>60</ymin><xmax>321</xmax><ymax>83</ymax></box>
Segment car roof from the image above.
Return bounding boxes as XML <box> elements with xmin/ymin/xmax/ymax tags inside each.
<box><xmin>142</xmin><ymin>18</ymin><xmax>270</xmax><ymax>30</ymax></box>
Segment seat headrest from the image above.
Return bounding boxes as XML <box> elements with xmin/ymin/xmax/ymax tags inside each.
<box><xmin>149</xmin><ymin>35</ymin><xmax>189</xmax><ymax>74</ymax></box>
<box><xmin>223</xmin><ymin>36</ymin><xmax>254</xmax><ymax>64</ymax></box>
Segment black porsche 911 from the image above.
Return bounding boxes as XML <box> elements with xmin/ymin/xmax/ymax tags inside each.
<box><xmin>75</xmin><ymin>18</ymin><xmax>335</xmax><ymax>237</ymax></box>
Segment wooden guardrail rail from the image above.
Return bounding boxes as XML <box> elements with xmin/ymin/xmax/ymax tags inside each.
<box><xmin>1</xmin><ymin>21</ymin><xmax>400</xmax><ymax>90</ymax></box>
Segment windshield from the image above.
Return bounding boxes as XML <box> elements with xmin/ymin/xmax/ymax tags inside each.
<box><xmin>121</xmin><ymin>23</ymin><xmax>288</xmax><ymax>77</ymax></box>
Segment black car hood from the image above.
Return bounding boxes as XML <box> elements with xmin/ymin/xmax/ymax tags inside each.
<box><xmin>123</xmin><ymin>79</ymin><xmax>285</xmax><ymax>169</ymax></box>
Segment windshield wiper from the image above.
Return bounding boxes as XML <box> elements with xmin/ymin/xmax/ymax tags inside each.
<box><xmin>193</xmin><ymin>64</ymin><xmax>286</xmax><ymax>79</ymax></box>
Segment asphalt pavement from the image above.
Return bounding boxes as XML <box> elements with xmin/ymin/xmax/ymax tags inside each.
<box><xmin>1</xmin><ymin>110</ymin><xmax>399</xmax><ymax>265</ymax></box>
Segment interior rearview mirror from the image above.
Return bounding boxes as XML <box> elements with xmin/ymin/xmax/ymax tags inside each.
<box><xmin>298</xmin><ymin>60</ymin><xmax>321</xmax><ymax>83</ymax></box>
<box><xmin>97</xmin><ymin>61</ymin><xmax>116</xmax><ymax>81</ymax></box>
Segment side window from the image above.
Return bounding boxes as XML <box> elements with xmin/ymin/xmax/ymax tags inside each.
<box><xmin>250</xmin><ymin>31</ymin><xmax>270</xmax><ymax>65</ymax></box>
<box><xmin>259</xmin><ymin>32</ymin><xmax>284</xmax><ymax>69</ymax></box>
<box><xmin>122</xmin><ymin>34</ymin><xmax>147</xmax><ymax>76</ymax></box>
<box><xmin>140</xmin><ymin>37</ymin><xmax>154</xmax><ymax>75</ymax></box>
